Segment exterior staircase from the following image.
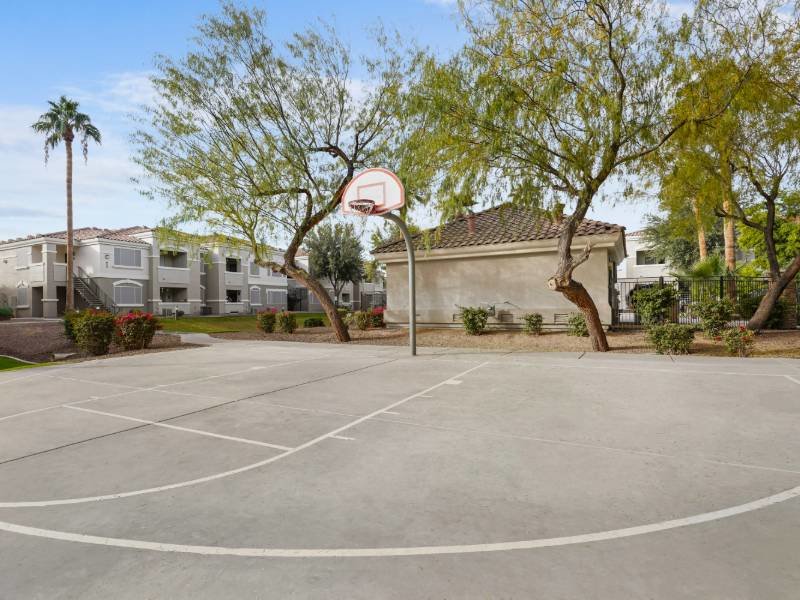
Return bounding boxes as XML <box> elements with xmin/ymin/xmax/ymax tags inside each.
<box><xmin>73</xmin><ymin>267</ymin><xmax>118</xmax><ymax>313</ymax></box>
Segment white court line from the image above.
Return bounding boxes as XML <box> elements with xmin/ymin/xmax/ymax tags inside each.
<box><xmin>0</xmin><ymin>358</ymin><xmax>317</xmax><ymax>424</ymax></box>
<box><xmin>64</xmin><ymin>405</ymin><xmax>293</xmax><ymax>451</ymax></box>
<box><xmin>331</xmin><ymin>435</ymin><xmax>355</xmax><ymax>441</ymax></box>
<box><xmin>785</xmin><ymin>375</ymin><xmax>800</xmax><ymax>386</ymax></box>
<box><xmin>0</xmin><ymin>484</ymin><xmax>798</xmax><ymax>558</ymax></box>
<box><xmin>0</xmin><ymin>363</ymin><xmax>489</xmax><ymax>508</ymax></box>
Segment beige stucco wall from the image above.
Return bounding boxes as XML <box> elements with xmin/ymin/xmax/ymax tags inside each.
<box><xmin>382</xmin><ymin>246</ymin><xmax>616</xmax><ymax>328</ymax></box>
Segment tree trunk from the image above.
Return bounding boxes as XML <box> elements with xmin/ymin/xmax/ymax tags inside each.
<box><xmin>693</xmin><ymin>199</ymin><xmax>707</xmax><ymax>260</ymax></box>
<box><xmin>285</xmin><ymin>264</ymin><xmax>351</xmax><ymax>342</ymax></box>
<box><xmin>722</xmin><ymin>201</ymin><xmax>736</xmax><ymax>272</ymax></box>
<box><xmin>747</xmin><ymin>254</ymin><xmax>800</xmax><ymax>331</ymax></box>
<box><xmin>551</xmin><ymin>277</ymin><xmax>610</xmax><ymax>351</ymax></box>
<box><xmin>65</xmin><ymin>135</ymin><xmax>74</xmax><ymax>311</ymax></box>
<box><xmin>548</xmin><ymin>208</ymin><xmax>609</xmax><ymax>352</ymax></box>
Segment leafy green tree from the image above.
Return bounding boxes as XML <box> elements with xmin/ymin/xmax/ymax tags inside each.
<box><xmin>31</xmin><ymin>96</ymin><xmax>101</xmax><ymax>311</ymax></box>
<box><xmin>413</xmin><ymin>0</ymin><xmax>728</xmax><ymax>351</ymax></box>
<box><xmin>306</xmin><ymin>222</ymin><xmax>364</xmax><ymax>306</ymax></box>
<box><xmin>133</xmin><ymin>5</ymin><xmax>425</xmax><ymax>342</ymax></box>
<box><xmin>642</xmin><ymin>213</ymin><xmax>724</xmax><ymax>272</ymax></box>
<box><xmin>693</xmin><ymin>0</ymin><xmax>800</xmax><ymax>329</ymax></box>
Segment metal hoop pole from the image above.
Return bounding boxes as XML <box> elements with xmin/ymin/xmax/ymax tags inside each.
<box><xmin>380</xmin><ymin>211</ymin><xmax>416</xmax><ymax>356</ymax></box>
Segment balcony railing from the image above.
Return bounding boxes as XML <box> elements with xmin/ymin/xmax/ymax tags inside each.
<box><xmin>158</xmin><ymin>266</ymin><xmax>191</xmax><ymax>285</ymax></box>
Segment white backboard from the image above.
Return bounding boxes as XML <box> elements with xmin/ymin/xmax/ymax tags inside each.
<box><xmin>341</xmin><ymin>168</ymin><xmax>405</xmax><ymax>216</ymax></box>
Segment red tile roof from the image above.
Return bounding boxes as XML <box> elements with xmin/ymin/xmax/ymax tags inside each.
<box><xmin>372</xmin><ymin>204</ymin><xmax>623</xmax><ymax>254</ymax></box>
<box><xmin>0</xmin><ymin>226</ymin><xmax>152</xmax><ymax>246</ymax></box>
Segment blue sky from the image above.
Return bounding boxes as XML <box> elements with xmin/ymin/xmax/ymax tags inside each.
<box><xmin>0</xmin><ymin>0</ymin><xmax>689</xmax><ymax>241</ymax></box>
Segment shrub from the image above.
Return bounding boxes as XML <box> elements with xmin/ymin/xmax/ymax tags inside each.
<box><xmin>72</xmin><ymin>309</ymin><xmax>116</xmax><ymax>355</ymax></box>
<box><xmin>370</xmin><ymin>306</ymin><xmax>385</xmax><ymax>328</ymax></box>
<box><xmin>737</xmin><ymin>294</ymin><xmax>785</xmax><ymax>329</ymax></box>
<box><xmin>0</xmin><ymin>306</ymin><xmax>12</xmax><ymax>320</ymax></box>
<box><xmin>337</xmin><ymin>307</ymin><xmax>352</xmax><ymax>328</ymax></box>
<box><xmin>63</xmin><ymin>309</ymin><xmax>82</xmax><ymax>341</ymax></box>
<box><xmin>461</xmin><ymin>306</ymin><xmax>490</xmax><ymax>335</ymax></box>
<box><xmin>352</xmin><ymin>310</ymin><xmax>371</xmax><ymax>331</ymax></box>
<box><xmin>631</xmin><ymin>285</ymin><xmax>678</xmax><ymax>327</ymax></box>
<box><xmin>276</xmin><ymin>311</ymin><xmax>297</xmax><ymax>333</ymax></box>
<box><xmin>693</xmin><ymin>298</ymin><xmax>734</xmax><ymax>337</ymax></box>
<box><xmin>522</xmin><ymin>312</ymin><xmax>543</xmax><ymax>335</ymax></box>
<box><xmin>115</xmin><ymin>311</ymin><xmax>160</xmax><ymax>350</ymax></box>
<box><xmin>647</xmin><ymin>323</ymin><xmax>694</xmax><ymax>355</ymax></box>
<box><xmin>303</xmin><ymin>317</ymin><xmax>325</xmax><ymax>328</ymax></box>
<box><xmin>256</xmin><ymin>308</ymin><xmax>277</xmax><ymax>333</ymax></box>
<box><xmin>567</xmin><ymin>313</ymin><xmax>588</xmax><ymax>337</ymax></box>
<box><xmin>722</xmin><ymin>326</ymin><xmax>755</xmax><ymax>357</ymax></box>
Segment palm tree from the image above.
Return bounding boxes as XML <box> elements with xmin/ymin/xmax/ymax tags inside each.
<box><xmin>32</xmin><ymin>96</ymin><xmax>101</xmax><ymax>311</ymax></box>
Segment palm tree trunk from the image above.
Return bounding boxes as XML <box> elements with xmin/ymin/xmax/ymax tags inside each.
<box><xmin>65</xmin><ymin>136</ymin><xmax>74</xmax><ymax>311</ymax></box>
<box><xmin>693</xmin><ymin>198</ymin><xmax>707</xmax><ymax>260</ymax></box>
<box><xmin>718</xmin><ymin>156</ymin><xmax>736</xmax><ymax>273</ymax></box>
<box><xmin>722</xmin><ymin>202</ymin><xmax>735</xmax><ymax>272</ymax></box>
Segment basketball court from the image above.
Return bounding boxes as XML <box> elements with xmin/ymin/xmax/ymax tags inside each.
<box><xmin>1</xmin><ymin>340</ymin><xmax>799</xmax><ymax>598</ymax></box>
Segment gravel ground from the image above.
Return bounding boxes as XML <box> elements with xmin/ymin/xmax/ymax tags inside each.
<box><xmin>214</xmin><ymin>326</ymin><xmax>800</xmax><ymax>357</ymax></box>
<box><xmin>0</xmin><ymin>320</ymin><xmax>192</xmax><ymax>362</ymax></box>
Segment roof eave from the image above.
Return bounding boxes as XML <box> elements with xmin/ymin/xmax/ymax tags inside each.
<box><xmin>373</xmin><ymin>232</ymin><xmax>624</xmax><ymax>263</ymax></box>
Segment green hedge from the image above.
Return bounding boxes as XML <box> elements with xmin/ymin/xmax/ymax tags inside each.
<box><xmin>461</xmin><ymin>307</ymin><xmax>489</xmax><ymax>335</ymax></box>
<box><xmin>522</xmin><ymin>313</ymin><xmax>543</xmax><ymax>335</ymax></box>
<box><xmin>567</xmin><ymin>313</ymin><xmax>588</xmax><ymax>337</ymax></box>
<box><xmin>648</xmin><ymin>323</ymin><xmax>694</xmax><ymax>355</ymax></box>
<box><xmin>256</xmin><ymin>310</ymin><xmax>277</xmax><ymax>333</ymax></box>
<box><xmin>276</xmin><ymin>311</ymin><xmax>297</xmax><ymax>333</ymax></box>
<box><xmin>73</xmin><ymin>310</ymin><xmax>116</xmax><ymax>355</ymax></box>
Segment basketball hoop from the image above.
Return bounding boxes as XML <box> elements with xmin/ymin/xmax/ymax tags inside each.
<box><xmin>348</xmin><ymin>199</ymin><xmax>376</xmax><ymax>220</ymax></box>
<box><xmin>341</xmin><ymin>167</ymin><xmax>417</xmax><ymax>356</ymax></box>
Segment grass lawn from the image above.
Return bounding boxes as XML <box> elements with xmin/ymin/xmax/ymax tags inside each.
<box><xmin>159</xmin><ymin>312</ymin><xmax>329</xmax><ymax>334</ymax></box>
<box><xmin>0</xmin><ymin>356</ymin><xmax>40</xmax><ymax>371</ymax></box>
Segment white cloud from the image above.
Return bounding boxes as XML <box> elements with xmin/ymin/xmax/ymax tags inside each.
<box><xmin>0</xmin><ymin>72</ymin><xmax>167</xmax><ymax>241</ymax></box>
<box><xmin>63</xmin><ymin>71</ymin><xmax>156</xmax><ymax>115</ymax></box>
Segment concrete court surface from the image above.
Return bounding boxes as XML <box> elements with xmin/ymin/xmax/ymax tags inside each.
<box><xmin>0</xmin><ymin>340</ymin><xmax>799</xmax><ymax>599</ymax></box>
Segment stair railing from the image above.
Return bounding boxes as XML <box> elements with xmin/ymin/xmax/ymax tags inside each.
<box><xmin>74</xmin><ymin>266</ymin><xmax>119</xmax><ymax>314</ymax></box>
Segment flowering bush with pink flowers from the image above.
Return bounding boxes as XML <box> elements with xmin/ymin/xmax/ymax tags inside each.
<box><xmin>115</xmin><ymin>311</ymin><xmax>161</xmax><ymax>350</ymax></box>
<box><xmin>370</xmin><ymin>306</ymin><xmax>385</xmax><ymax>328</ymax></box>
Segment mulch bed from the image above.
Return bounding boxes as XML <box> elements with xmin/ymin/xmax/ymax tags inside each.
<box><xmin>0</xmin><ymin>321</ymin><xmax>194</xmax><ymax>363</ymax></box>
<box><xmin>214</xmin><ymin>326</ymin><xmax>800</xmax><ymax>358</ymax></box>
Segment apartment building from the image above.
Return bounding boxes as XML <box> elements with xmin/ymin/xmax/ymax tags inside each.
<box><xmin>0</xmin><ymin>226</ymin><xmax>288</xmax><ymax>317</ymax></box>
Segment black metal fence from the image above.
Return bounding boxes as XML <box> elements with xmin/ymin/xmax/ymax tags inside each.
<box><xmin>613</xmin><ymin>276</ymin><xmax>782</xmax><ymax>329</ymax></box>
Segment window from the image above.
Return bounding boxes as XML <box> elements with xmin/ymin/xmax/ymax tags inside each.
<box><xmin>267</xmin><ymin>290</ymin><xmax>287</xmax><ymax>306</ymax></box>
<box><xmin>200</xmin><ymin>286</ymin><xmax>207</xmax><ymax>306</ymax></box>
<box><xmin>249</xmin><ymin>287</ymin><xmax>261</xmax><ymax>305</ymax></box>
<box><xmin>226</xmin><ymin>289</ymin><xmax>241</xmax><ymax>303</ymax></box>
<box><xmin>114</xmin><ymin>247</ymin><xmax>142</xmax><ymax>268</ymax></box>
<box><xmin>250</xmin><ymin>262</ymin><xmax>259</xmax><ymax>276</ymax></box>
<box><xmin>200</xmin><ymin>253</ymin><xmax>208</xmax><ymax>274</ymax></box>
<box><xmin>16</xmin><ymin>285</ymin><xmax>28</xmax><ymax>307</ymax></box>
<box><xmin>225</xmin><ymin>257</ymin><xmax>240</xmax><ymax>273</ymax></box>
<box><xmin>342</xmin><ymin>293</ymin><xmax>351</xmax><ymax>303</ymax></box>
<box><xmin>635</xmin><ymin>250</ymin><xmax>664</xmax><ymax>266</ymax></box>
<box><xmin>113</xmin><ymin>282</ymin><xmax>143</xmax><ymax>305</ymax></box>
